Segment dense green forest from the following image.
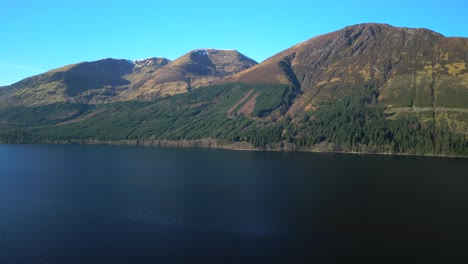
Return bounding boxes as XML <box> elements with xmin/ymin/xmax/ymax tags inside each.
<box><xmin>290</xmin><ymin>88</ymin><xmax>467</xmax><ymax>156</ymax></box>
<box><xmin>0</xmin><ymin>83</ymin><xmax>466</xmax><ymax>157</ymax></box>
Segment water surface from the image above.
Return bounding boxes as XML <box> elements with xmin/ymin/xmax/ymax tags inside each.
<box><xmin>0</xmin><ymin>144</ymin><xmax>467</xmax><ymax>263</ymax></box>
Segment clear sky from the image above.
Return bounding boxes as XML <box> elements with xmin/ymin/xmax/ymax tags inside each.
<box><xmin>1</xmin><ymin>0</ymin><xmax>467</xmax><ymax>86</ymax></box>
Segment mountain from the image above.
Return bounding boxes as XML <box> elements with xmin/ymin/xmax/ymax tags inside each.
<box><xmin>0</xmin><ymin>49</ymin><xmax>256</xmax><ymax>106</ymax></box>
<box><xmin>0</xmin><ymin>23</ymin><xmax>466</xmax><ymax>156</ymax></box>
<box><xmin>225</xmin><ymin>23</ymin><xmax>468</xmax><ymax>110</ymax></box>
<box><xmin>115</xmin><ymin>49</ymin><xmax>258</xmax><ymax>101</ymax></box>
<box><xmin>223</xmin><ymin>23</ymin><xmax>468</xmax><ymax>137</ymax></box>
<box><xmin>0</xmin><ymin>58</ymin><xmax>167</xmax><ymax>106</ymax></box>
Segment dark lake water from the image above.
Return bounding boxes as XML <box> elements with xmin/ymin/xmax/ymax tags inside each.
<box><xmin>0</xmin><ymin>144</ymin><xmax>467</xmax><ymax>263</ymax></box>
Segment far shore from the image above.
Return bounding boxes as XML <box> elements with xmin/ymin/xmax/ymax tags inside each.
<box><xmin>2</xmin><ymin>138</ymin><xmax>466</xmax><ymax>159</ymax></box>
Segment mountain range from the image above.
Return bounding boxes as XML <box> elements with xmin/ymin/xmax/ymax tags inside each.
<box><xmin>0</xmin><ymin>49</ymin><xmax>256</xmax><ymax>105</ymax></box>
<box><xmin>1</xmin><ymin>23</ymin><xmax>467</xmax><ymax>156</ymax></box>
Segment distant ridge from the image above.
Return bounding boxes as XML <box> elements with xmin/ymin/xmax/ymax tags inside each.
<box><xmin>0</xmin><ymin>23</ymin><xmax>466</xmax><ymax>157</ymax></box>
<box><xmin>2</xmin><ymin>23</ymin><xmax>466</xmax><ymax>110</ymax></box>
<box><xmin>116</xmin><ymin>49</ymin><xmax>257</xmax><ymax>101</ymax></box>
<box><xmin>0</xmin><ymin>49</ymin><xmax>256</xmax><ymax>105</ymax></box>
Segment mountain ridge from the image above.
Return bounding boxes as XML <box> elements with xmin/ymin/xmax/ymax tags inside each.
<box><xmin>220</xmin><ymin>23</ymin><xmax>468</xmax><ymax>125</ymax></box>
<box><xmin>0</xmin><ymin>49</ymin><xmax>257</xmax><ymax>106</ymax></box>
<box><xmin>2</xmin><ymin>23</ymin><xmax>467</xmax><ymax>108</ymax></box>
<box><xmin>116</xmin><ymin>49</ymin><xmax>258</xmax><ymax>101</ymax></box>
<box><xmin>0</xmin><ymin>23</ymin><xmax>466</xmax><ymax>156</ymax></box>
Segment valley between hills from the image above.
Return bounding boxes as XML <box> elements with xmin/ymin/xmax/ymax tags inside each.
<box><xmin>0</xmin><ymin>23</ymin><xmax>467</xmax><ymax>157</ymax></box>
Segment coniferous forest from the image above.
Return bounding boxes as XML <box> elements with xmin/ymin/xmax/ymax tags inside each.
<box><xmin>0</xmin><ymin>83</ymin><xmax>466</xmax><ymax>157</ymax></box>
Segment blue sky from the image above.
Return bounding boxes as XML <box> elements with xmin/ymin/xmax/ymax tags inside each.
<box><xmin>1</xmin><ymin>0</ymin><xmax>467</xmax><ymax>86</ymax></box>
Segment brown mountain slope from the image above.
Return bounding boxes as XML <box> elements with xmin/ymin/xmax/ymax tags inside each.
<box><xmin>116</xmin><ymin>49</ymin><xmax>258</xmax><ymax>101</ymax></box>
<box><xmin>0</xmin><ymin>58</ymin><xmax>170</xmax><ymax>106</ymax></box>
<box><xmin>0</xmin><ymin>49</ymin><xmax>256</xmax><ymax>105</ymax></box>
<box><xmin>224</xmin><ymin>23</ymin><xmax>468</xmax><ymax>118</ymax></box>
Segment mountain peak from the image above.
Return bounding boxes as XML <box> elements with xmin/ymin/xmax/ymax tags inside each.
<box><xmin>224</xmin><ymin>23</ymin><xmax>467</xmax><ymax>115</ymax></box>
<box><xmin>133</xmin><ymin>57</ymin><xmax>171</xmax><ymax>68</ymax></box>
<box><xmin>192</xmin><ymin>48</ymin><xmax>238</xmax><ymax>53</ymax></box>
<box><xmin>120</xmin><ymin>48</ymin><xmax>258</xmax><ymax>100</ymax></box>
<box><xmin>1</xmin><ymin>24</ymin><xmax>465</xmax><ymax>109</ymax></box>
<box><xmin>343</xmin><ymin>23</ymin><xmax>444</xmax><ymax>37</ymax></box>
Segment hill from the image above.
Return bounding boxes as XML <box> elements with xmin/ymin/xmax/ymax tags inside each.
<box><xmin>223</xmin><ymin>23</ymin><xmax>468</xmax><ymax>136</ymax></box>
<box><xmin>226</xmin><ymin>23</ymin><xmax>467</xmax><ymax>105</ymax></box>
<box><xmin>115</xmin><ymin>49</ymin><xmax>258</xmax><ymax>101</ymax></box>
<box><xmin>0</xmin><ymin>50</ymin><xmax>256</xmax><ymax>106</ymax></box>
<box><xmin>0</xmin><ymin>23</ymin><xmax>466</xmax><ymax>156</ymax></box>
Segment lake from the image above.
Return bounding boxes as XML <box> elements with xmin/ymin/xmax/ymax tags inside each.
<box><xmin>0</xmin><ymin>144</ymin><xmax>467</xmax><ymax>263</ymax></box>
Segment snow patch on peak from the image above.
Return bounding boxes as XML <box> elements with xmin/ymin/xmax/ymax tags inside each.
<box><xmin>193</xmin><ymin>49</ymin><xmax>237</xmax><ymax>56</ymax></box>
<box><xmin>133</xmin><ymin>58</ymin><xmax>155</xmax><ymax>68</ymax></box>
<box><xmin>195</xmin><ymin>49</ymin><xmax>208</xmax><ymax>56</ymax></box>
<box><xmin>133</xmin><ymin>58</ymin><xmax>152</xmax><ymax>63</ymax></box>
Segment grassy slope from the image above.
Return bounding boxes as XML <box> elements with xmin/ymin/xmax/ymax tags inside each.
<box><xmin>0</xmin><ymin>83</ymin><xmax>289</xmax><ymax>141</ymax></box>
<box><xmin>0</xmin><ymin>83</ymin><xmax>466</xmax><ymax>156</ymax></box>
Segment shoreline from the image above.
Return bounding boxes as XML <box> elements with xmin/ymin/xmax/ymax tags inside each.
<box><xmin>3</xmin><ymin>138</ymin><xmax>466</xmax><ymax>159</ymax></box>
